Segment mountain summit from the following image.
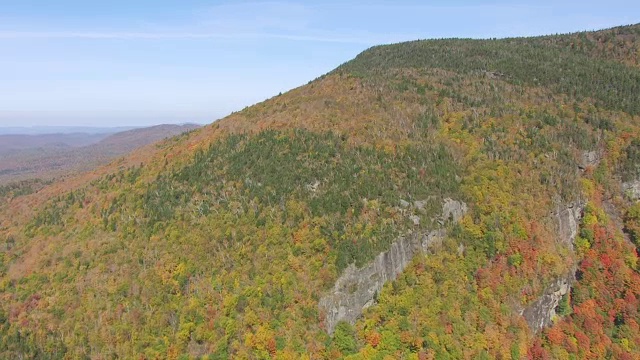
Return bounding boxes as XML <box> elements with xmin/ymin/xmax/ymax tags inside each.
<box><xmin>1</xmin><ymin>24</ymin><xmax>640</xmax><ymax>359</ymax></box>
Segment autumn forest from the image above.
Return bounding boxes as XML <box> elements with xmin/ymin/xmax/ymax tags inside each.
<box><xmin>1</xmin><ymin>24</ymin><xmax>640</xmax><ymax>359</ymax></box>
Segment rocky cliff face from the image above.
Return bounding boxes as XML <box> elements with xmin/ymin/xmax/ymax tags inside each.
<box><xmin>319</xmin><ymin>197</ymin><xmax>584</xmax><ymax>335</ymax></box>
<box><xmin>522</xmin><ymin>272</ymin><xmax>574</xmax><ymax>333</ymax></box>
<box><xmin>523</xmin><ymin>158</ymin><xmax>636</xmax><ymax>333</ymax></box>
<box><xmin>522</xmin><ymin>201</ymin><xmax>584</xmax><ymax>333</ymax></box>
<box><xmin>319</xmin><ymin>199</ymin><xmax>467</xmax><ymax>334</ymax></box>
<box><xmin>555</xmin><ymin>202</ymin><xmax>584</xmax><ymax>250</ymax></box>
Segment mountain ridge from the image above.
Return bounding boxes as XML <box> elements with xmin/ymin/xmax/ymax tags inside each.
<box><xmin>1</xmin><ymin>24</ymin><xmax>640</xmax><ymax>359</ymax></box>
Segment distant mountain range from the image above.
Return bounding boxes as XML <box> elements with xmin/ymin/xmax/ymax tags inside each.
<box><xmin>0</xmin><ymin>123</ymin><xmax>201</xmax><ymax>184</ymax></box>
<box><xmin>0</xmin><ymin>126</ymin><xmax>141</xmax><ymax>135</ymax></box>
<box><xmin>1</xmin><ymin>24</ymin><xmax>639</xmax><ymax>359</ymax></box>
<box><xmin>0</xmin><ymin>133</ymin><xmax>112</xmax><ymax>153</ymax></box>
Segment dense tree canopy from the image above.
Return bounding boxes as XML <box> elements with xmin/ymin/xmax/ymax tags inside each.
<box><xmin>1</xmin><ymin>24</ymin><xmax>640</xmax><ymax>359</ymax></box>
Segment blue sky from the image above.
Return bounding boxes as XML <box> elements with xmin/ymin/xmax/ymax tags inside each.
<box><xmin>0</xmin><ymin>1</ymin><xmax>638</xmax><ymax>127</ymax></box>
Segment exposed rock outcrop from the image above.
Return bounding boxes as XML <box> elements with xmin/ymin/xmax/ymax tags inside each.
<box><xmin>522</xmin><ymin>273</ymin><xmax>574</xmax><ymax>333</ymax></box>
<box><xmin>555</xmin><ymin>201</ymin><xmax>584</xmax><ymax>250</ymax></box>
<box><xmin>579</xmin><ymin>150</ymin><xmax>601</xmax><ymax>170</ymax></box>
<box><xmin>623</xmin><ymin>180</ymin><xmax>640</xmax><ymax>201</ymax></box>
<box><xmin>319</xmin><ymin>234</ymin><xmax>421</xmax><ymax>334</ymax></box>
<box><xmin>523</xmin><ymin>201</ymin><xmax>584</xmax><ymax>333</ymax></box>
<box><xmin>319</xmin><ymin>199</ymin><xmax>467</xmax><ymax>334</ymax></box>
<box><xmin>319</xmin><ymin>197</ymin><xmax>584</xmax><ymax>335</ymax></box>
<box><xmin>441</xmin><ymin>198</ymin><xmax>468</xmax><ymax>224</ymax></box>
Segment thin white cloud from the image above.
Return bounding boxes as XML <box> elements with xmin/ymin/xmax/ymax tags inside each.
<box><xmin>0</xmin><ymin>30</ymin><xmax>394</xmax><ymax>44</ymax></box>
<box><xmin>0</xmin><ymin>2</ymin><xmax>548</xmax><ymax>45</ymax></box>
<box><xmin>0</xmin><ymin>1</ymin><xmax>423</xmax><ymax>45</ymax></box>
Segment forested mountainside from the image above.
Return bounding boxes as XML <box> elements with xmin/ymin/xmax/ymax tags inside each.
<box><xmin>1</xmin><ymin>24</ymin><xmax>640</xmax><ymax>359</ymax></box>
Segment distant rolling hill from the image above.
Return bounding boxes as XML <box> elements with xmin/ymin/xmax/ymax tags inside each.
<box><xmin>0</xmin><ymin>124</ymin><xmax>200</xmax><ymax>184</ymax></box>
<box><xmin>0</xmin><ymin>133</ymin><xmax>111</xmax><ymax>154</ymax></box>
<box><xmin>0</xmin><ymin>126</ymin><xmax>138</xmax><ymax>135</ymax></box>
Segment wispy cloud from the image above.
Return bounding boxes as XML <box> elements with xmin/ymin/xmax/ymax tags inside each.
<box><xmin>0</xmin><ymin>2</ymin><xmax>420</xmax><ymax>45</ymax></box>
<box><xmin>0</xmin><ymin>30</ymin><xmax>389</xmax><ymax>44</ymax></box>
<box><xmin>0</xmin><ymin>1</ymin><xmax>626</xmax><ymax>45</ymax></box>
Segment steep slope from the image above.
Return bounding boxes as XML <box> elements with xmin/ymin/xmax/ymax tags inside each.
<box><xmin>1</xmin><ymin>25</ymin><xmax>640</xmax><ymax>359</ymax></box>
